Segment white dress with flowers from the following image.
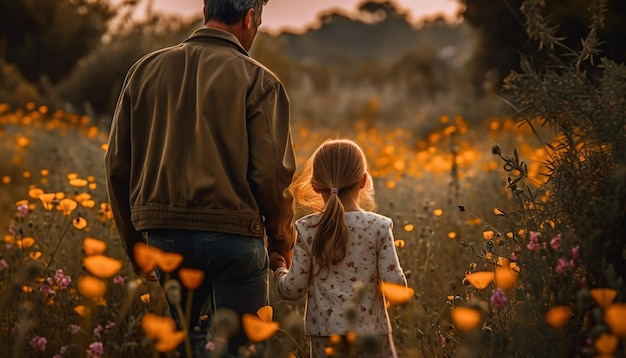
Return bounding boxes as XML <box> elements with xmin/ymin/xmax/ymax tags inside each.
<box><xmin>274</xmin><ymin>211</ymin><xmax>407</xmax><ymax>337</ymax></box>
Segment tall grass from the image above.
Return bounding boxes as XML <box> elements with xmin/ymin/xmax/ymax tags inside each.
<box><xmin>1</xmin><ymin>0</ymin><xmax>624</xmax><ymax>356</ymax></box>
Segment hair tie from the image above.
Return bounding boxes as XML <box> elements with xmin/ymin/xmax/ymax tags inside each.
<box><xmin>330</xmin><ymin>188</ymin><xmax>339</xmax><ymax>195</ymax></box>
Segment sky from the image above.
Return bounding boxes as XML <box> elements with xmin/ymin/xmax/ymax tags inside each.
<box><xmin>124</xmin><ymin>0</ymin><xmax>460</xmax><ymax>34</ymax></box>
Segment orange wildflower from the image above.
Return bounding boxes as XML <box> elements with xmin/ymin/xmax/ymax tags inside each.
<box><xmin>179</xmin><ymin>268</ymin><xmax>205</xmax><ymax>289</ymax></box>
<box><xmin>57</xmin><ymin>198</ymin><xmax>77</xmax><ymax>215</ymax></box>
<box><xmin>39</xmin><ymin>193</ymin><xmax>55</xmax><ymax>210</ymax></box>
<box><xmin>242</xmin><ymin>306</ymin><xmax>280</xmax><ymax>342</ymax></box>
<box><xmin>72</xmin><ymin>217</ymin><xmax>88</xmax><ymax>229</ymax></box>
<box><xmin>545</xmin><ymin>305</ymin><xmax>571</xmax><ymax>328</ymax></box>
<box><xmin>83</xmin><ymin>255</ymin><xmax>123</xmax><ymax>278</ymax></box>
<box><xmin>380</xmin><ymin>281</ymin><xmax>414</xmax><ymax>305</ymax></box>
<box><xmin>133</xmin><ymin>243</ymin><xmax>162</xmax><ymax>272</ymax></box>
<box><xmin>452</xmin><ymin>306</ymin><xmax>481</xmax><ymax>331</ymax></box>
<box><xmin>465</xmin><ymin>271</ymin><xmax>494</xmax><ymax>290</ymax></box>
<box><xmin>604</xmin><ymin>303</ymin><xmax>626</xmax><ymax>337</ymax></box>
<box><xmin>590</xmin><ymin>288</ymin><xmax>617</xmax><ymax>309</ymax></box>
<box><xmin>78</xmin><ymin>275</ymin><xmax>107</xmax><ymax>299</ymax></box>
<box><xmin>156</xmin><ymin>252</ymin><xmax>183</xmax><ymax>273</ymax></box>
<box><xmin>83</xmin><ymin>238</ymin><xmax>107</xmax><ymax>256</ymax></box>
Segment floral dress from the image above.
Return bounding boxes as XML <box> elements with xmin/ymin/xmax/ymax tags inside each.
<box><xmin>274</xmin><ymin>211</ymin><xmax>407</xmax><ymax>357</ymax></box>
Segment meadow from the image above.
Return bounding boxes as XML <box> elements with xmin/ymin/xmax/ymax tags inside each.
<box><xmin>1</xmin><ymin>92</ymin><xmax>622</xmax><ymax>357</ymax></box>
<box><xmin>0</xmin><ymin>99</ymin><xmax>531</xmax><ymax>356</ymax></box>
<box><xmin>0</xmin><ymin>1</ymin><xmax>625</xmax><ymax>356</ymax></box>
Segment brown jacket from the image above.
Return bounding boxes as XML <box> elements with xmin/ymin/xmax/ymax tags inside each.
<box><xmin>105</xmin><ymin>28</ymin><xmax>295</xmax><ymax>260</ymax></box>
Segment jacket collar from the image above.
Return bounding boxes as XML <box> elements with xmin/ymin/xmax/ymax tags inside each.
<box><xmin>183</xmin><ymin>27</ymin><xmax>249</xmax><ymax>56</ymax></box>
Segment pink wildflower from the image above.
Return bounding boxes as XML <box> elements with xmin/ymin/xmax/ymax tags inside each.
<box><xmin>570</xmin><ymin>245</ymin><xmax>580</xmax><ymax>260</ymax></box>
<box><xmin>53</xmin><ymin>269</ymin><xmax>72</xmax><ymax>289</ymax></box>
<box><xmin>527</xmin><ymin>231</ymin><xmax>542</xmax><ymax>251</ymax></box>
<box><xmin>436</xmin><ymin>333</ymin><xmax>447</xmax><ymax>347</ymax></box>
<box><xmin>556</xmin><ymin>258</ymin><xmax>575</xmax><ymax>274</ymax></box>
<box><xmin>0</xmin><ymin>259</ymin><xmax>8</xmax><ymax>271</ymax></box>
<box><xmin>113</xmin><ymin>275</ymin><xmax>125</xmax><ymax>286</ymax></box>
<box><xmin>550</xmin><ymin>234</ymin><xmax>561</xmax><ymax>250</ymax></box>
<box><xmin>246</xmin><ymin>344</ymin><xmax>257</xmax><ymax>355</ymax></box>
<box><xmin>529</xmin><ymin>231</ymin><xmax>540</xmax><ymax>242</ymax></box>
<box><xmin>40</xmin><ymin>280</ymin><xmax>55</xmax><ymax>297</ymax></box>
<box><xmin>87</xmin><ymin>342</ymin><xmax>104</xmax><ymax>358</ymax></box>
<box><xmin>93</xmin><ymin>325</ymin><xmax>103</xmax><ymax>338</ymax></box>
<box><xmin>17</xmin><ymin>203</ymin><xmax>29</xmax><ymax>217</ymax></box>
<box><xmin>205</xmin><ymin>341</ymin><xmax>216</xmax><ymax>351</ymax></box>
<box><xmin>490</xmin><ymin>288</ymin><xmax>508</xmax><ymax>308</ymax></box>
<box><xmin>30</xmin><ymin>336</ymin><xmax>47</xmax><ymax>352</ymax></box>
<box><xmin>68</xmin><ymin>324</ymin><xmax>81</xmax><ymax>335</ymax></box>
<box><xmin>58</xmin><ymin>275</ymin><xmax>71</xmax><ymax>289</ymax></box>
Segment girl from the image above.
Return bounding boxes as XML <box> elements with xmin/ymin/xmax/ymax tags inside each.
<box><xmin>270</xmin><ymin>138</ymin><xmax>407</xmax><ymax>357</ymax></box>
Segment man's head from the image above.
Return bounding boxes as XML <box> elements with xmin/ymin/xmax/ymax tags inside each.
<box><xmin>203</xmin><ymin>0</ymin><xmax>268</xmax><ymax>51</ymax></box>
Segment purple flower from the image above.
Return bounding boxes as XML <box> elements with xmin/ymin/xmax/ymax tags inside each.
<box><xmin>54</xmin><ymin>269</ymin><xmax>65</xmax><ymax>281</ymax></box>
<box><xmin>556</xmin><ymin>258</ymin><xmax>575</xmax><ymax>274</ymax></box>
<box><xmin>113</xmin><ymin>275</ymin><xmax>125</xmax><ymax>286</ymax></box>
<box><xmin>68</xmin><ymin>324</ymin><xmax>81</xmax><ymax>335</ymax></box>
<box><xmin>550</xmin><ymin>234</ymin><xmax>561</xmax><ymax>250</ymax></box>
<box><xmin>30</xmin><ymin>336</ymin><xmax>47</xmax><ymax>352</ymax></box>
<box><xmin>570</xmin><ymin>245</ymin><xmax>580</xmax><ymax>260</ymax></box>
<box><xmin>526</xmin><ymin>231</ymin><xmax>542</xmax><ymax>251</ymax></box>
<box><xmin>490</xmin><ymin>288</ymin><xmax>508</xmax><ymax>308</ymax></box>
<box><xmin>87</xmin><ymin>342</ymin><xmax>104</xmax><ymax>358</ymax></box>
<box><xmin>40</xmin><ymin>281</ymin><xmax>55</xmax><ymax>297</ymax></box>
<box><xmin>529</xmin><ymin>231</ymin><xmax>540</xmax><ymax>242</ymax></box>
<box><xmin>205</xmin><ymin>341</ymin><xmax>216</xmax><ymax>351</ymax></box>
<box><xmin>93</xmin><ymin>325</ymin><xmax>103</xmax><ymax>338</ymax></box>
<box><xmin>17</xmin><ymin>203</ymin><xmax>29</xmax><ymax>217</ymax></box>
<box><xmin>58</xmin><ymin>275</ymin><xmax>72</xmax><ymax>289</ymax></box>
<box><xmin>0</xmin><ymin>259</ymin><xmax>8</xmax><ymax>271</ymax></box>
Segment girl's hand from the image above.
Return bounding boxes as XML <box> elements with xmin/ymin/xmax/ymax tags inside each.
<box><xmin>270</xmin><ymin>251</ymin><xmax>287</xmax><ymax>271</ymax></box>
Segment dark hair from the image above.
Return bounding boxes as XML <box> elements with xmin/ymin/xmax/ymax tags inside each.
<box><xmin>204</xmin><ymin>0</ymin><xmax>267</xmax><ymax>25</ymax></box>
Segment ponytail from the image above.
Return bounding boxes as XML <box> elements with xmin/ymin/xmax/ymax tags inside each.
<box><xmin>311</xmin><ymin>190</ymin><xmax>348</xmax><ymax>276</ymax></box>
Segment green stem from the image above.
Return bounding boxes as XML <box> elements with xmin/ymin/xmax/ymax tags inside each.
<box><xmin>175</xmin><ymin>302</ymin><xmax>192</xmax><ymax>357</ymax></box>
<box><xmin>276</xmin><ymin>328</ymin><xmax>308</xmax><ymax>357</ymax></box>
<box><xmin>42</xmin><ymin>217</ymin><xmax>72</xmax><ymax>277</ymax></box>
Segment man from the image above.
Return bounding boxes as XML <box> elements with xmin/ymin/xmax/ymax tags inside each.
<box><xmin>104</xmin><ymin>0</ymin><xmax>295</xmax><ymax>356</ymax></box>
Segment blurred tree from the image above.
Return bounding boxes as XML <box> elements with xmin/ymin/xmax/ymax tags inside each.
<box><xmin>458</xmin><ymin>0</ymin><xmax>626</xmax><ymax>91</ymax></box>
<box><xmin>0</xmin><ymin>0</ymin><xmax>115</xmax><ymax>86</ymax></box>
<box><xmin>54</xmin><ymin>15</ymin><xmax>200</xmax><ymax>119</ymax></box>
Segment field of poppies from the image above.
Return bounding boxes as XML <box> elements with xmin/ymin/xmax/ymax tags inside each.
<box><xmin>1</xmin><ymin>1</ymin><xmax>625</xmax><ymax>355</ymax></box>
<box><xmin>1</xmin><ymin>88</ymin><xmax>623</xmax><ymax>358</ymax></box>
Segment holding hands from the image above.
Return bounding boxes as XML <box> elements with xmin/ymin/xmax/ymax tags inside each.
<box><xmin>270</xmin><ymin>251</ymin><xmax>288</xmax><ymax>271</ymax></box>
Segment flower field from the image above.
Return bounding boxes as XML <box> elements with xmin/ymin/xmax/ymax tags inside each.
<box><xmin>0</xmin><ymin>91</ymin><xmax>624</xmax><ymax>357</ymax></box>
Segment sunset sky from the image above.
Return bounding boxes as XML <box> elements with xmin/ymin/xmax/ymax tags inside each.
<box><xmin>124</xmin><ymin>0</ymin><xmax>460</xmax><ymax>33</ymax></box>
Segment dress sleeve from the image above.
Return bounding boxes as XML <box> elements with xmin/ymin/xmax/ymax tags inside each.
<box><xmin>377</xmin><ymin>218</ymin><xmax>407</xmax><ymax>286</ymax></box>
<box><xmin>274</xmin><ymin>225</ymin><xmax>312</xmax><ymax>300</ymax></box>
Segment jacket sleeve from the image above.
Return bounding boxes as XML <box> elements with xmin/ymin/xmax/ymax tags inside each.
<box><xmin>377</xmin><ymin>218</ymin><xmax>407</xmax><ymax>286</ymax></box>
<box><xmin>104</xmin><ymin>69</ymin><xmax>144</xmax><ymax>264</ymax></box>
<box><xmin>247</xmin><ymin>78</ymin><xmax>296</xmax><ymax>251</ymax></box>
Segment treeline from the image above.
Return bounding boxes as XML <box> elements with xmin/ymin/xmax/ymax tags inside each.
<box><xmin>1</xmin><ymin>0</ymin><xmax>625</xmax><ymax>127</ymax></box>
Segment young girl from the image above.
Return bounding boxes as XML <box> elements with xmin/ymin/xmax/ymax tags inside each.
<box><xmin>270</xmin><ymin>138</ymin><xmax>407</xmax><ymax>357</ymax></box>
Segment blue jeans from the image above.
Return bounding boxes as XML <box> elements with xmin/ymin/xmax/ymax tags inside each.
<box><xmin>147</xmin><ymin>229</ymin><xmax>269</xmax><ymax>357</ymax></box>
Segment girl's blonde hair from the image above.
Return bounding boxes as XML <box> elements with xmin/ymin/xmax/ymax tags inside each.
<box><xmin>290</xmin><ymin>139</ymin><xmax>376</xmax><ymax>275</ymax></box>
